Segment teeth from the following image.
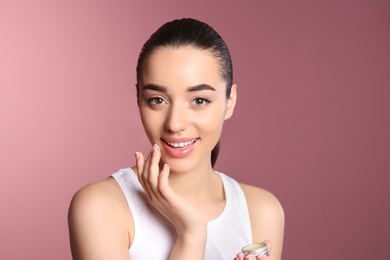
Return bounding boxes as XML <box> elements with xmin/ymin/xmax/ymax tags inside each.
<box><xmin>167</xmin><ymin>139</ymin><xmax>196</xmax><ymax>148</ymax></box>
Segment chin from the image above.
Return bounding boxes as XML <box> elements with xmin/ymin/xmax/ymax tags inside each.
<box><xmin>161</xmin><ymin>156</ymin><xmax>206</xmax><ymax>174</ymax></box>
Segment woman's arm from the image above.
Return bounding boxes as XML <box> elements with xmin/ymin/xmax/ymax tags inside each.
<box><xmin>240</xmin><ymin>184</ymin><xmax>285</xmax><ymax>260</ymax></box>
<box><xmin>68</xmin><ymin>179</ymin><xmax>132</xmax><ymax>260</ymax></box>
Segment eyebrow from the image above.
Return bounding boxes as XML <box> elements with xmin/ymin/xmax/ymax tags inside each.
<box><xmin>142</xmin><ymin>83</ymin><xmax>216</xmax><ymax>93</ymax></box>
<box><xmin>187</xmin><ymin>84</ymin><xmax>216</xmax><ymax>92</ymax></box>
<box><xmin>142</xmin><ymin>84</ymin><xmax>167</xmax><ymax>92</ymax></box>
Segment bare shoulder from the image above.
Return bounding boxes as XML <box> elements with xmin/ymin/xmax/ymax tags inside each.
<box><xmin>239</xmin><ymin>183</ymin><xmax>285</xmax><ymax>260</ymax></box>
<box><xmin>68</xmin><ymin>178</ymin><xmax>132</xmax><ymax>260</ymax></box>
<box><xmin>239</xmin><ymin>183</ymin><xmax>284</xmax><ymax>217</ymax></box>
<box><xmin>69</xmin><ymin>177</ymin><xmax>126</xmax><ymax>213</ymax></box>
<box><xmin>69</xmin><ymin>177</ymin><xmax>129</xmax><ymax>227</ymax></box>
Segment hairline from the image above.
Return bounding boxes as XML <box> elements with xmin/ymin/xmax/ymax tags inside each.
<box><xmin>137</xmin><ymin>44</ymin><xmax>230</xmax><ymax>92</ymax></box>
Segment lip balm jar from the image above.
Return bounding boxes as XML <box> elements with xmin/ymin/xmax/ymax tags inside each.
<box><xmin>241</xmin><ymin>242</ymin><xmax>270</xmax><ymax>257</ymax></box>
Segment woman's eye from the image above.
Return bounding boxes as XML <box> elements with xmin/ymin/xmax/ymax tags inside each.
<box><xmin>193</xmin><ymin>98</ymin><xmax>210</xmax><ymax>106</ymax></box>
<box><xmin>148</xmin><ymin>97</ymin><xmax>165</xmax><ymax>105</ymax></box>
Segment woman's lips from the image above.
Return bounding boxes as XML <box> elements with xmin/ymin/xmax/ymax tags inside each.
<box><xmin>166</xmin><ymin>139</ymin><xmax>197</xmax><ymax>148</ymax></box>
<box><xmin>161</xmin><ymin>138</ymin><xmax>198</xmax><ymax>158</ymax></box>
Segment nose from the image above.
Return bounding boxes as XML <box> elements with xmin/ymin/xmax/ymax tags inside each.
<box><xmin>165</xmin><ymin>104</ymin><xmax>189</xmax><ymax>133</ymax></box>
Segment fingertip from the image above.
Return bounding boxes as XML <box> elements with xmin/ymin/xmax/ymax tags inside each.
<box><xmin>152</xmin><ymin>144</ymin><xmax>160</xmax><ymax>156</ymax></box>
<box><xmin>163</xmin><ymin>163</ymin><xmax>169</xmax><ymax>170</ymax></box>
<box><xmin>135</xmin><ymin>152</ymin><xmax>145</xmax><ymax>175</ymax></box>
<box><xmin>158</xmin><ymin>163</ymin><xmax>170</xmax><ymax>189</ymax></box>
<box><xmin>138</xmin><ymin>151</ymin><xmax>145</xmax><ymax>161</ymax></box>
<box><xmin>159</xmin><ymin>163</ymin><xmax>170</xmax><ymax>180</ymax></box>
<box><xmin>258</xmin><ymin>254</ymin><xmax>268</xmax><ymax>260</ymax></box>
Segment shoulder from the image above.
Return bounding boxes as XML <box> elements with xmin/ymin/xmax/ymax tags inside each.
<box><xmin>239</xmin><ymin>183</ymin><xmax>284</xmax><ymax>218</ymax></box>
<box><xmin>69</xmin><ymin>168</ymin><xmax>137</xmax><ymax>219</ymax></box>
<box><xmin>68</xmin><ymin>177</ymin><xmax>133</xmax><ymax>230</ymax></box>
<box><xmin>69</xmin><ymin>177</ymin><xmax>126</xmax><ymax>217</ymax></box>
<box><xmin>68</xmin><ymin>178</ymin><xmax>133</xmax><ymax>259</ymax></box>
<box><xmin>239</xmin><ymin>183</ymin><xmax>285</xmax><ymax>259</ymax></box>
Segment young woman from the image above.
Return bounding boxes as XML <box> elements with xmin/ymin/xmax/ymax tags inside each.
<box><xmin>68</xmin><ymin>18</ymin><xmax>284</xmax><ymax>260</ymax></box>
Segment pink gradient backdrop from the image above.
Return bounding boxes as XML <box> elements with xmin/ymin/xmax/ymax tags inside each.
<box><xmin>1</xmin><ymin>1</ymin><xmax>389</xmax><ymax>259</ymax></box>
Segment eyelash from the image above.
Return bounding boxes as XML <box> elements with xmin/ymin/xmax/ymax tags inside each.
<box><xmin>147</xmin><ymin>97</ymin><xmax>166</xmax><ymax>105</ymax></box>
<box><xmin>192</xmin><ymin>97</ymin><xmax>211</xmax><ymax>107</ymax></box>
<box><xmin>146</xmin><ymin>97</ymin><xmax>211</xmax><ymax>107</ymax></box>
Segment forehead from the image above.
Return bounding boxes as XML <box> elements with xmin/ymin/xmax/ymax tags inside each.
<box><xmin>140</xmin><ymin>47</ymin><xmax>224</xmax><ymax>88</ymax></box>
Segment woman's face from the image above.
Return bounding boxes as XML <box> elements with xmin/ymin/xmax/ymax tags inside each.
<box><xmin>138</xmin><ymin>46</ymin><xmax>236</xmax><ymax>173</ymax></box>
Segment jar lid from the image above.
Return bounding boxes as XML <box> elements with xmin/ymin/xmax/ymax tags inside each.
<box><xmin>241</xmin><ymin>242</ymin><xmax>269</xmax><ymax>256</ymax></box>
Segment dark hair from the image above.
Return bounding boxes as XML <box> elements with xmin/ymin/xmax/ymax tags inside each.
<box><xmin>136</xmin><ymin>18</ymin><xmax>233</xmax><ymax>168</ymax></box>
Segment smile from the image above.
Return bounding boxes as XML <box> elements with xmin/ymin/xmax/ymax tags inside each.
<box><xmin>161</xmin><ymin>138</ymin><xmax>199</xmax><ymax>158</ymax></box>
<box><xmin>166</xmin><ymin>139</ymin><xmax>197</xmax><ymax>148</ymax></box>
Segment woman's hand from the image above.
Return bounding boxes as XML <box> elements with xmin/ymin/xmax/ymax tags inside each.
<box><xmin>235</xmin><ymin>241</ymin><xmax>272</xmax><ymax>260</ymax></box>
<box><xmin>135</xmin><ymin>144</ymin><xmax>208</xmax><ymax>236</ymax></box>
<box><xmin>135</xmin><ymin>144</ymin><xmax>208</xmax><ymax>259</ymax></box>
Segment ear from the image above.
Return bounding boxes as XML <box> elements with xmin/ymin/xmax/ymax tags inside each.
<box><xmin>224</xmin><ymin>84</ymin><xmax>237</xmax><ymax>120</ymax></box>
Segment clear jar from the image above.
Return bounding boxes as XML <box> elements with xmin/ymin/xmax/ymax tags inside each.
<box><xmin>241</xmin><ymin>242</ymin><xmax>270</xmax><ymax>257</ymax></box>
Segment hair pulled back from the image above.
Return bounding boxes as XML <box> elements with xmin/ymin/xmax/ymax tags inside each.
<box><xmin>136</xmin><ymin>18</ymin><xmax>233</xmax><ymax>168</ymax></box>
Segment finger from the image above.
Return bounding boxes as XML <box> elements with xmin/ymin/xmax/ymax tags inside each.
<box><xmin>157</xmin><ymin>163</ymin><xmax>172</xmax><ymax>201</ymax></box>
<box><xmin>245</xmin><ymin>255</ymin><xmax>256</xmax><ymax>260</ymax></box>
<box><xmin>143</xmin><ymin>144</ymin><xmax>165</xmax><ymax>203</ymax></box>
<box><xmin>135</xmin><ymin>151</ymin><xmax>149</xmax><ymax>195</ymax></box>
<box><xmin>136</xmin><ymin>151</ymin><xmax>147</xmax><ymax>184</ymax></box>
<box><xmin>139</xmin><ymin>148</ymin><xmax>155</xmax><ymax>201</ymax></box>
<box><xmin>135</xmin><ymin>151</ymin><xmax>144</xmax><ymax>179</ymax></box>
<box><xmin>143</xmin><ymin>146</ymin><xmax>153</xmax><ymax>182</ymax></box>
<box><xmin>235</xmin><ymin>252</ymin><xmax>245</xmax><ymax>260</ymax></box>
<box><xmin>258</xmin><ymin>255</ymin><xmax>268</xmax><ymax>260</ymax></box>
<box><xmin>147</xmin><ymin>144</ymin><xmax>161</xmax><ymax>191</ymax></box>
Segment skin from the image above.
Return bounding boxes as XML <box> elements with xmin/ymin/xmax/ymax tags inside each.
<box><xmin>68</xmin><ymin>46</ymin><xmax>284</xmax><ymax>260</ymax></box>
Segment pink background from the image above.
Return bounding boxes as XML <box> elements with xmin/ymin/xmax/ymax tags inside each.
<box><xmin>1</xmin><ymin>1</ymin><xmax>389</xmax><ymax>259</ymax></box>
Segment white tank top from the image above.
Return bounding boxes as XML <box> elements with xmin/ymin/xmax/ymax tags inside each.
<box><xmin>112</xmin><ymin>168</ymin><xmax>252</xmax><ymax>259</ymax></box>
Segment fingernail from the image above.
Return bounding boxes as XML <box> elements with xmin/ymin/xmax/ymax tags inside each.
<box><xmin>258</xmin><ymin>254</ymin><xmax>268</xmax><ymax>260</ymax></box>
<box><xmin>236</xmin><ymin>253</ymin><xmax>245</xmax><ymax>260</ymax></box>
<box><xmin>163</xmin><ymin>163</ymin><xmax>169</xmax><ymax>170</ymax></box>
<box><xmin>135</xmin><ymin>152</ymin><xmax>140</xmax><ymax>160</ymax></box>
<box><xmin>152</xmin><ymin>144</ymin><xmax>157</xmax><ymax>156</ymax></box>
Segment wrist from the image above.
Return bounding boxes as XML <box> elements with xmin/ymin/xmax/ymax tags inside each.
<box><xmin>177</xmin><ymin>226</ymin><xmax>207</xmax><ymax>244</ymax></box>
<box><xmin>169</xmin><ymin>228</ymin><xmax>207</xmax><ymax>260</ymax></box>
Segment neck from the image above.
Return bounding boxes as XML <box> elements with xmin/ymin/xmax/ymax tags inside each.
<box><xmin>167</xmin><ymin>163</ymin><xmax>226</xmax><ymax>222</ymax></box>
<box><xmin>166</xmin><ymin>161</ymin><xmax>221</xmax><ymax>203</ymax></box>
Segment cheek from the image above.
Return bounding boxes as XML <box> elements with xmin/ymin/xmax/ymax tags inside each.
<box><xmin>139</xmin><ymin>108</ymin><xmax>161</xmax><ymax>137</ymax></box>
<box><xmin>195</xmin><ymin>107</ymin><xmax>225</xmax><ymax>134</ymax></box>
